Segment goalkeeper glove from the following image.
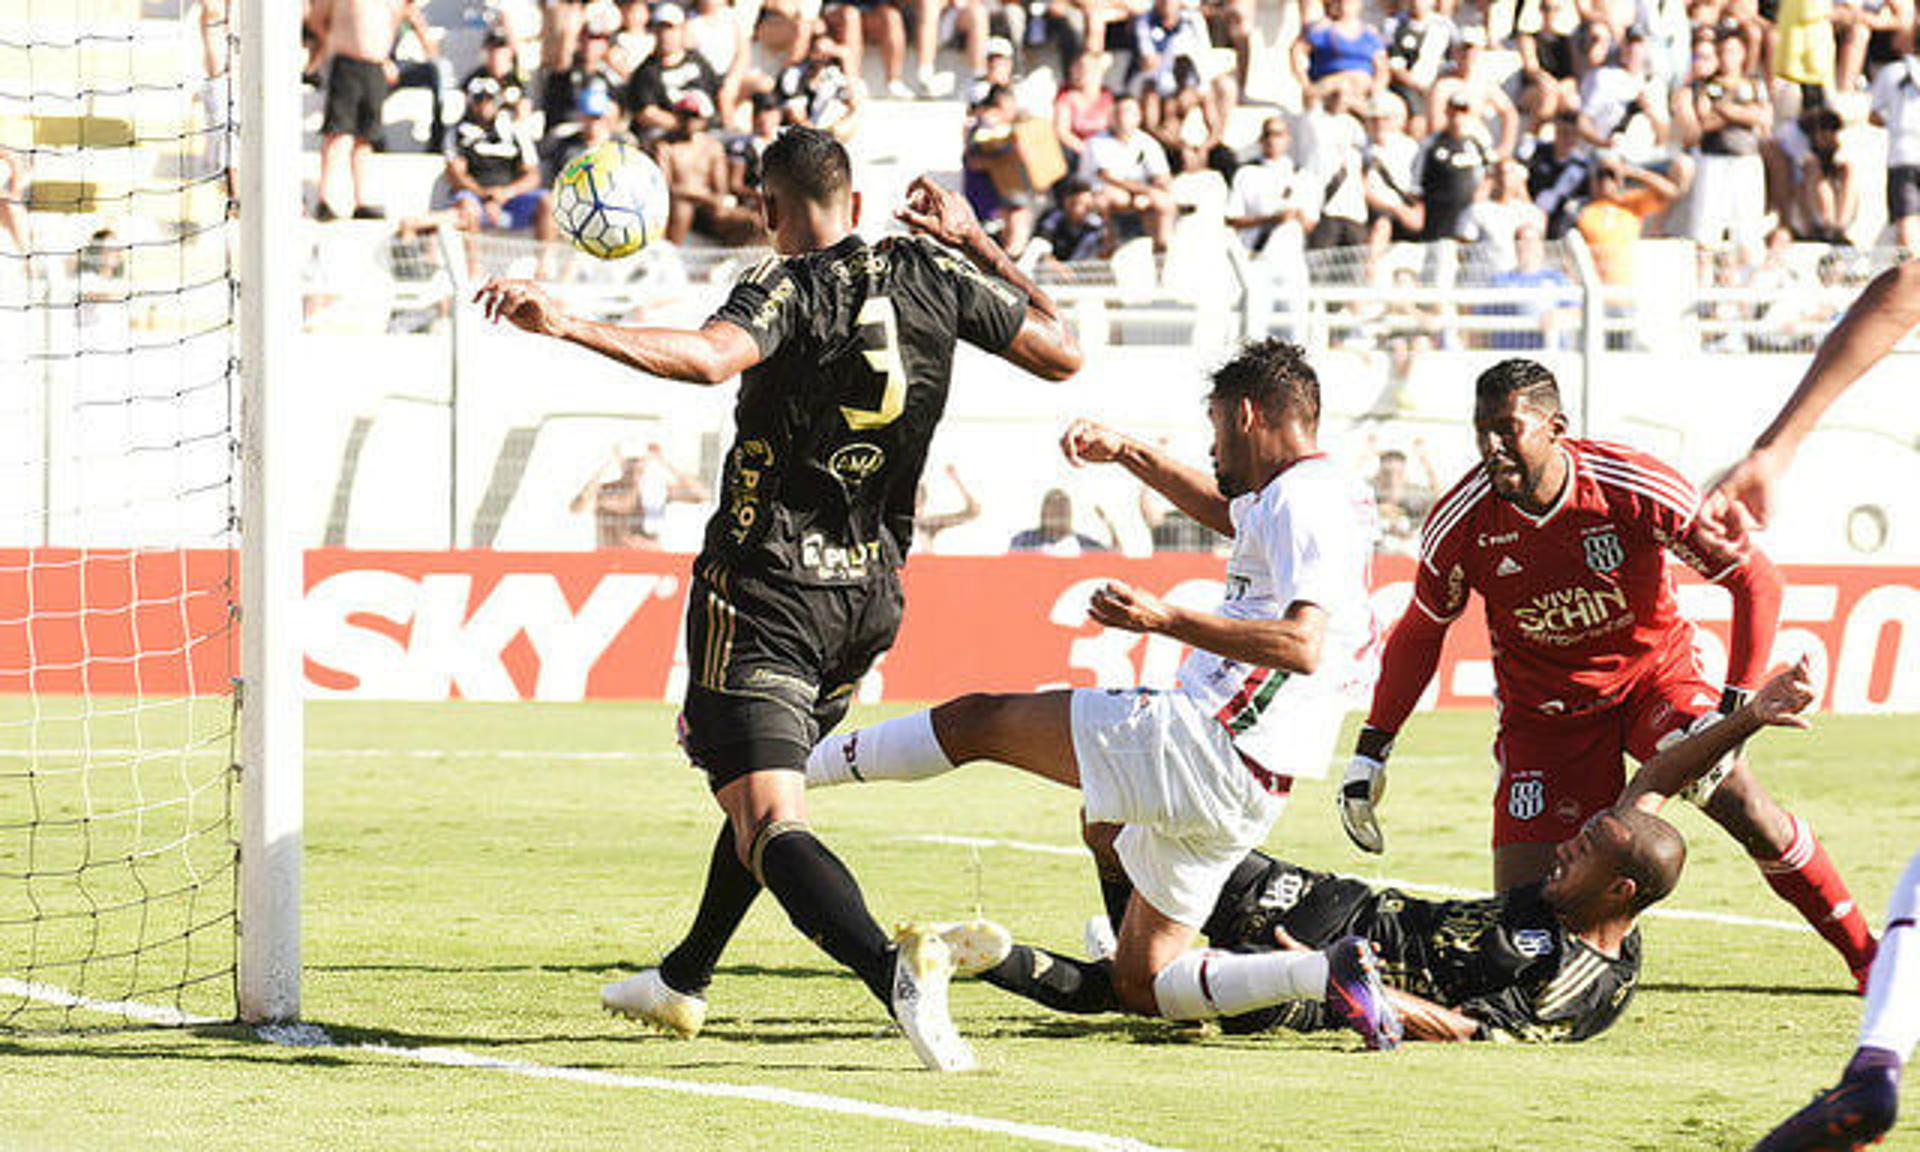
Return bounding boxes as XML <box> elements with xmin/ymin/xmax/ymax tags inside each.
<box><xmin>1339</xmin><ymin>725</ymin><xmax>1395</xmax><ymax>854</ymax></box>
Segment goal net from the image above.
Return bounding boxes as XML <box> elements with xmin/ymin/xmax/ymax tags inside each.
<box><xmin>0</xmin><ymin>0</ymin><xmax>245</xmax><ymax>1028</ymax></box>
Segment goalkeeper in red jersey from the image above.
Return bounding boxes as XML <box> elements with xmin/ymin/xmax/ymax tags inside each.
<box><xmin>1338</xmin><ymin>358</ymin><xmax>1876</xmax><ymax>988</ymax></box>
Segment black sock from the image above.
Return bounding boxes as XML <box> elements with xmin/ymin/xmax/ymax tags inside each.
<box><xmin>1098</xmin><ymin>871</ymin><xmax>1133</xmax><ymax>931</ymax></box>
<box><xmin>982</xmin><ymin>945</ymin><xmax>1117</xmax><ymax>1014</ymax></box>
<box><xmin>658</xmin><ymin>820</ymin><xmax>761</xmax><ymax>996</ymax></box>
<box><xmin>758</xmin><ymin>828</ymin><xmax>896</xmax><ymax>1004</ymax></box>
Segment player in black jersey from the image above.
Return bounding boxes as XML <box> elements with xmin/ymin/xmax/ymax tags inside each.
<box><xmin>979</xmin><ymin>661</ymin><xmax>1818</xmax><ymax>1044</ymax></box>
<box><xmin>474</xmin><ymin>127</ymin><xmax>1081</xmax><ymax>1071</ymax></box>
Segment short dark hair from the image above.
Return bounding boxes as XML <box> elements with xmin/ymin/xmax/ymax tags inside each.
<box><xmin>1208</xmin><ymin>339</ymin><xmax>1320</xmax><ymax>428</ymax></box>
<box><xmin>1475</xmin><ymin>358</ymin><xmax>1562</xmax><ymax>415</ymax></box>
<box><xmin>1609</xmin><ymin>808</ymin><xmax>1687</xmax><ymax>913</ymax></box>
<box><xmin>759</xmin><ymin>126</ymin><xmax>852</xmax><ymax>207</ymax></box>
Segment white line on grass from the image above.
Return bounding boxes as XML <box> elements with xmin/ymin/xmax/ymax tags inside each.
<box><xmin>903</xmin><ymin>835</ymin><xmax>1816</xmax><ymax>935</ymax></box>
<box><xmin>0</xmin><ymin>747</ymin><xmax>681</xmax><ymax>763</ymax></box>
<box><xmin>3</xmin><ymin>982</ymin><xmax>1178</xmax><ymax>1152</ymax></box>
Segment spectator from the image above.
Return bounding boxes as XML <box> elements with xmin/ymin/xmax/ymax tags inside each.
<box><xmin>1790</xmin><ymin>107</ymin><xmax>1857</xmax><ymax>243</ymax></box>
<box><xmin>1225</xmin><ymin>115</ymin><xmax>1320</xmax><ymax>254</ymax></box>
<box><xmin>1517</xmin><ymin>0</ymin><xmax>1583</xmax><ymax>124</ymax></box>
<box><xmin>658</xmin><ymin>91</ymin><xmax>762</xmax><ymax>244</ymax></box>
<box><xmin>825</xmin><ymin>0</ymin><xmax>912</xmax><ymax>98</ymax></box>
<box><xmin>1053</xmin><ymin>51</ymin><xmax>1116</xmax><ymax>171</ymax></box>
<box><xmin>750</xmin><ymin>0</ymin><xmax>814</xmax><ymax>72</ymax></box>
<box><xmin>1576</xmin><ymin>154</ymin><xmax>1679</xmax><ymax>285</ymax></box>
<box><xmin>1199</xmin><ymin>0</ymin><xmax>1255</xmax><ymax>90</ymax></box>
<box><xmin>687</xmin><ymin>0</ymin><xmax>752</xmax><ymax>88</ymax></box>
<box><xmin>1143</xmin><ymin>57</ymin><xmax>1232</xmax><ymax>177</ymax></box>
<box><xmin>1686</xmin><ymin>27</ymin><xmax>1770</xmax><ymax>256</ymax></box>
<box><xmin>908</xmin><ymin>0</ymin><xmax>982</xmax><ymax>97</ymax></box>
<box><xmin>912</xmin><ymin>464</ymin><xmax>981</xmax><ymax>552</ymax></box>
<box><xmin>1582</xmin><ymin>25</ymin><xmax>1672</xmax><ymax>164</ymax></box>
<box><xmin>625</xmin><ymin>4</ymin><xmax>723</xmax><ymax>137</ymax></box>
<box><xmin>1464</xmin><ymin>158</ymin><xmax>1547</xmax><ymax>271</ymax></box>
<box><xmin>1526</xmin><ymin>109</ymin><xmax>1597</xmax><ymax>236</ymax></box>
<box><xmin>1835</xmin><ymin>0</ymin><xmax>1907</xmax><ymax>91</ymax></box>
<box><xmin>1428</xmin><ymin>27</ymin><xmax>1519</xmax><ymax>157</ymax></box>
<box><xmin>1871</xmin><ymin>43</ymin><xmax>1920</xmax><ymax>250</ymax></box>
<box><xmin>1486</xmin><ymin>224</ymin><xmax>1578</xmax><ymax>350</ymax></box>
<box><xmin>1131</xmin><ymin>0</ymin><xmax>1233</xmax><ymax>113</ymax></box>
<box><xmin>1383</xmin><ymin>0</ymin><xmax>1457</xmax><ymax>129</ymax></box>
<box><xmin>1411</xmin><ymin>90</ymin><xmax>1494</xmax><ymax>240</ymax></box>
<box><xmin>962</xmin><ymin>85</ymin><xmax>1037</xmax><ymax>253</ymax></box>
<box><xmin>966</xmin><ymin>35</ymin><xmax>1017</xmax><ymax>105</ymax></box>
<box><xmin>429</xmin><ymin>74</ymin><xmax>556</xmax><ymax>241</ymax></box>
<box><xmin>571</xmin><ymin>442</ymin><xmax>708</xmax><ymax>550</ymax></box>
<box><xmin>1369</xmin><ymin>443</ymin><xmax>1436</xmax><ymax>555</ymax></box>
<box><xmin>311</xmin><ymin>0</ymin><xmax>409</xmax><ymax>219</ymax></box>
<box><xmin>1009</xmin><ymin>488</ymin><xmax>1111</xmax><ymax>554</ymax></box>
<box><xmin>1362</xmin><ymin>90</ymin><xmax>1423</xmax><ymax>249</ymax></box>
<box><xmin>1032</xmin><ymin>177</ymin><xmax>1111</xmax><ymax>262</ymax></box>
<box><xmin>1081</xmin><ymin>92</ymin><xmax>1178</xmax><ymax>250</ymax></box>
<box><xmin>542</xmin><ymin>77</ymin><xmax>632</xmax><ymax>183</ymax></box>
<box><xmin>609</xmin><ymin>0</ymin><xmax>655</xmax><ymax>78</ymax></box>
<box><xmin>1773</xmin><ymin>0</ymin><xmax>1839</xmax><ymax>97</ymax></box>
<box><xmin>726</xmin><ymin>91</ymin><xmax>788</xmax><ymax>209</ymax></box>
<box><xmin>776</xmin><ymin>32</ymin><xmax>864</xmax><ymax>138</ymax></box>
<box><xmin>1299</xmin><ymin>85</ymin><xmax>1370</xmax><ymax>251</ymax></box>
<box><xmin>542</xmin><ymin>22</ymin><xmax>622</xmax><ymax>135</ymax></box>
<box><xmin>385</xmin><ymin>0</ymin><xmax>453</xmax><ymax>152</ymax></box>
<box><xmin>1294</xmin><ymin>0</ymin><xmax>1386</xmax><ymax>110</ymax></box>
<box><xmin>464</xmin><ymin>29</ymin><xmax>533</xmax><ymax>125</ymax></box>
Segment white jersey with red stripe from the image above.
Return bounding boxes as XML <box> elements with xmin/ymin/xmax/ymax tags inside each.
<box><xmin>1174</xmin><ymin>455</ymin><xmax>1379</xmax><ymax>780</ymax></box>
<box><xmin>1411</xmin><ymin>438</ymin><xmax>1743</xmax><ymax>717</ymax></box>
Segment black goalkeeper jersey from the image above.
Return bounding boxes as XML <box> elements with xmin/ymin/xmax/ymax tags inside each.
<box><xmin>704</xmin><ymin>234</ymin><xmax>1027</xmax><ymax>585</ymax></box>
<box><xmin>1205</xmin><ymin>855</ymin><xmax>1641</xmax><ymax>1043</ymax></box>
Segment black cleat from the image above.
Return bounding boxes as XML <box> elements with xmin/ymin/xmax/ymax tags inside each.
<box><xmin>1753</xmin><ymin>1060</ymin><xmax>1900</xmax><ymax>1151</ymax></box>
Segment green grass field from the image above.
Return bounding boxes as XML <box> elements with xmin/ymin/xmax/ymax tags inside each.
<box><xmin>0</xmin><ymin>700</ymin><xmax>1915</xmax><ymax>1151</ymax></box>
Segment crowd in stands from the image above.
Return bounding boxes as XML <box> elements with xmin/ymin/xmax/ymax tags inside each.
<box><xmin>303</xmin><ymin>0</ymin><xmax>1920</xmax><ymax>291</ymax></box>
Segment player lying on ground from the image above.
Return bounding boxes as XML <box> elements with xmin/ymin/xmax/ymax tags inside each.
<box><xmin>1337</xmin><ymin>358</ymin><xmax>1877</xmax><ymax>988</ymax></box>
<box><xmin>976</xmin><ymin>660</ymin><xmax>1817</xmax><ymax>1044</ymax></box>
<box><xmin>619</xmin><ymin>340</ymin><xmax>1400</xmax><ymax>1049</ymax></box>
<box><xmin>1705</xmin><ymin>263</ymin><xmax>1920</xmax><ymax>1151</ymax></box>
<box><xmin>474</xmin><ymin>128</ymin><xmax>1080</xmax><ymax>1071</ymax></box>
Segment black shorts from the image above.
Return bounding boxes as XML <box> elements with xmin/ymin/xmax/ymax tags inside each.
<box><xmin>322</xmin><ymin>56</ymin><xmax>389</xmax><ymax>142</ymax></box>
<box><xmin>1890</xmin><ymin>166</ymin><xmax>1920</xmax><ymax>222</ymax></box>
<box><xmin>680</xmin><ymin>560</ymin><xmax>905</xmax><ymax>790</ymax></box>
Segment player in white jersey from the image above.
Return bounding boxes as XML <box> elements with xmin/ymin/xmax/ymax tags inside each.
<box><xmin>803</xmin><ymin>340</ymin><xmax>1401</xmax><ymax>1047</ymax></box>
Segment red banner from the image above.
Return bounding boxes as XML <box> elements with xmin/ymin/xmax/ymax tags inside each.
<box><xmin>2</xmin><ymin>548</ymin><xmax>1918</xmax><ymax>712</ymax></box>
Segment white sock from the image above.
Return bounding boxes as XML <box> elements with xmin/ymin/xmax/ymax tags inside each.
<box><xmin>1859</xmin><ymin>849</ymin><xmax>1920</xmax><ymax>1062</ymax></box>
<box><xmin>1151</xmin><ymin>948</ymin><xmax>1330</xmax><ymax>1021</ymax></box>
<box><xmin>803</xmin><ymin>711</ymin><xmax>955</xmax><ymax>789</ymax></box>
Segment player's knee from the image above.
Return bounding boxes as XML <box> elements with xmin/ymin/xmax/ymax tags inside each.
<box><xmin>1108</xmin><ymin>953</ymin><xmax>1162</xmax><ymax>1016</ymax></box>
<box><xmin>743</xmin><ymin>817</ymin><xmax>811</xmax><ymax>882</ymax></box>
<box><xmin>1080</xmin><ymin>816</ymin><xmax>1121</xmax><ymax>870</ymax></box>
<box><xmin>932</xmin><ymin>692</ymin><xmax>1011</xmax><ymax>760</ymax></box>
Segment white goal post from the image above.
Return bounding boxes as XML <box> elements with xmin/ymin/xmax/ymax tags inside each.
<box><xmin>236</xmin><ymin>0</ymin><xmax>303</xmax><ymax>1025</ymax></box>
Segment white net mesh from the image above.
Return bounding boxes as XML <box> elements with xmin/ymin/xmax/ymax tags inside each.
<box><xmin>0</xmin><ymin>0</ymin><xmax>239</xmax><ymax>1028</ymax></box>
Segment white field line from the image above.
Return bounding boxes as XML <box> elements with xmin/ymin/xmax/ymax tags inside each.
<box><xmin>0</xmin><ymin>747</ymin><xmax>681</xmax><ymax>763</ymax></box>
<box><xmin>903</xmin><ymin>834</ymin><xmax>1816</xmax><ymax>936</ymax></box>
<box><xmin>2</xmin><ymin>985</ymin><xmax>1178</xmax><ymax>1152</ymax></box>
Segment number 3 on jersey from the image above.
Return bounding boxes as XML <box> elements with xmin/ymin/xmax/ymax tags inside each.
<box><xmin>840</xmin><ymin>296</ymin><xmax>907</xmax><ymax>430</ymax></box>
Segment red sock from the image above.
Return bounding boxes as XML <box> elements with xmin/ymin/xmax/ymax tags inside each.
<box><xmin>1756</xmin><ymin>814</ymin><xmax>1879</xmax><ymax>979</ymax></box>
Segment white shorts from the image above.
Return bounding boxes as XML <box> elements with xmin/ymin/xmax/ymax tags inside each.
<box><xmin>1071</xmin><ymin>688</ymin><xmax>1287</xmax><ymax>929</ymax></box>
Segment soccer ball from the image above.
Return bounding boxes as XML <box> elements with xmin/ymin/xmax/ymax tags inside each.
<box><xmin>551</xmin><ymin>141</ymin><xmax>670</xmax><ymax>260</ymax></box>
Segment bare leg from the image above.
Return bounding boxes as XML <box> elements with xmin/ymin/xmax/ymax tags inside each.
<box><xmin>1109</xmin><ymin>891</ymin><xmax>1200</xmax><ymax>1015</ymax></box>
<box><xmin>930</xmin><ymin>690</ymin><xmax>1081</xmax><ymax>786</ymax></box>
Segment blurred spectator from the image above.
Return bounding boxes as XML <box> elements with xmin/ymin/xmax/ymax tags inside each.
<box><xmin>609</xmin><ymin>0</ymin><xmax>655</xmax><ymax>77</ymax></box>
<box><xmin>1081</xmin><ymin>93</ymin><xmax>1178</xmax><ymax>250</ymax></box>
<box><xmin>408</xmin><ymin>75</ymin><xmax>556</xmax><ymax>242</ymax></box>
<box><xmin>659</xmin><ymin>92</ymin><xmax>763</xmax><ymax>244</ymax></box>
<box><xmin>1300</xmin><ymin>86</ymin><xmax>1370</xmax><ymax>250</ymax></box>
<box><xmin>1787</xmin><ymin>107</ymin><xmax>1856</xmax><ymax>243</ymax></box>
<box><xmin>1010</xmin><ymin>488</ymin><xmax>1112</xmax><ymax>554</ymax></box>
<box><xmin>1132</xmin><ymin>0</ymin><xmax>1234</xmax><ymax>113</ymax></box>
<box><xmin>1384</xmin><ymin>0</ymin><xmax>1457</xmax><ymax>129</ymax></box>
<box><xmin>1576</xmin><ymin>154</ymin><xmax>1679</xmax><ymax>285</ymax></box>
<box><xmin>1295</xmin><ymin>0</ymin><xmax>1387</xmax><ymax>109</ymax></box>
<box><xmin>1362</xmin><ymin>90</ymin><xmax>1423</xmax><ymax>249</ymax></box>
<box><xmin>311</xmin><ymin>0</ymin><xmax>410</xmax><ymax>219</ymax></box>
<box><xmin>777</xmin><ymin>33</ymin><xmax>864</xmax><ymax>138</ymax></box>
<box><xmin>1485</xmin><ymin>224</ymin><xmax>1578</xmax><ymax>349</ymax></box>
<box><xmin>1582</xmin><ymin>26</ymin><xmax>1673</xmax><ymax>164</ymax></box>
<box><xmin>967</xmin><ymin>35</ymin><xmax>1017</xmax><ymax>105</ymax></box>
<box><xmin>1871</xmin><ymin>46</ymin><xmax>1920</xmax><ymax>250</ymax></box>
<box><xmin>571</xmin><ymin>442</ymin><xmax>708</xmax><ymax>549</ymax></box>
<box><xmin>1686</xmin><ymin>28</ymin><xmax>1770</xmax><ymax>256</ymax></box>
<box><xmin>1430</xmin><ymin>28</ymin><xmax>1520</xmax><ymax>157</ymax></box>
<box><xmin>543</xmin><ymin>77</ymin><xmax>632</xmax><ymax>182</ymax></box>
<box><xmin>1053</xmin><ymin>52</ymin><xmax>1116</xmax><ymax>171</ymax></box>
<box><xmin>1412</xmin><ymin>91</ymin><xmax>1494</xmax><ymax>240</ymax></box>
<box><xmin>963</xmin><ymin>85</ymin><xmax>1037</xmax><ymax>253</ymax></box>
<box><xmin>1143</xmin><ymin>57</ymin><xmax>1232</xmax><ymax>177</ymax></box>
<box><xmin>913</xmin><ymin>464</ymin><xmax>981</xmax><ymax>551</ymax></box>
<box><xmin>1517</xmin><ymin>0</ymin><xmax>1582</xmax><ymax>124</ymax></box>
<box><xmin>826</xmin><ymin>0</ymin><xmax>912</xmax><ymax>98</ymax></box>
<box><xmin>1225</xmin><ymin>116</ymin><xmax>1320</xmax><ymax>253</ymax></box>
<box><xmin>1464</xmin><ymin>158</ymin><xmax>1547</xmax><ymax>270</ymax></box>
<box><xmin>1200</xmin><ymin>0</ymin><xmax>1256</xmax><ymax>90</ymax></box>
<box><xmin>386</xmin><ymin>0</ymin><xmax>453</xmax><ymax>152</ymax></box>
<box><xmin>909</xmin><ymin>0</ymin><xmax>982</xmax><ymax>97</ymax></box>
<box><xmin>465</xmin><ymin>29</ymin><xmax>534</xmax><ymax>125</ymax></box>
<box><xmin>1138</xmin><ymin>443</ymin><xmax>1217</xmax><ymax>551</ymax></box>
<box><xmin>0</xmin><ymin>145</ymin><xmax>25</xmax><ymax>254</ymax></box>
<box><xmin>688</xmin><ymin>0</ymin><xmax>752</xmax><ymax>87</ymax></box>
<box><xmin>751</xmin><ymin>0</ymin><xmax>815</xmax><ymax>72</ymax></box>
<box><xmin>1525</xmin><ymin>110</ymin><xmax>1597</xmax><ymax>236</ymax></box>
<box><xmin>1370</xmin><ymin>443</ymin><xmax>1437</xmax><ymax>555</ymax></box>
<box><xmin>727</xmin><ymin>91</ymin><xmax>788</xmax><ymax>207</ymax></box>
<box><xmin>1835</xmin><ymin>0</ymin><xmax>1907</xmax><ymax>91</ymax></box>
<box><xmin>543</xmin><ymin>22</ymin><xmax>623</xmax><ymax>134</ymax></box>
<box><xmin>1772</xmin><ymin>0</ymin><xmax>1838</xmax><ymax>95</ymax></box>
<box><xmin>1032</xmin><ymin>177</ymin><xmax>1111</xmax><ymax>261</ymax></box>
<box><xmin>626</xmin><ymin>4</ymin><xmax>723</xmax><ymax>136</ymax></box>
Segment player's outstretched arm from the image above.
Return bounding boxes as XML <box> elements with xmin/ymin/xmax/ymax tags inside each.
<box><xmin>1090</xmin><ymin>586</ymin><xmax>1327</xmax><ymax>674</ymax></box>
<box><xmin>1704</xmin><ymin>262</ymin><xmax>1920</xmax><ymax>534</ymax></box>
<box><xmin>474</xmin><ymin>277</ymin><xmax>761</xmax><ymax>385</ymax></box>
<box><xmin>1061</xmin><ymin>418</ymin><xmax>1233</xmax><ymax>536</ymax></box>
<box><xmin>895</xmin><ymin>175</ymin><xmax>1082</xmax><ymax>382</ymax></box>
<box><xmin>1619</xmin><ymin>658</ymin><xmax>1816</xmax><ymax>812</ymax></box>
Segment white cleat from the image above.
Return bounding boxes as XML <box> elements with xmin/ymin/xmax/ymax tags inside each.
<box><xmin>1083</xmin><ymin>914</ymin><xmax>1117</xmax><ymax>962</ymax></box>
<box><xmin>891</xmin><ymin>923</ymin><xmax>977</xmax><ymax>1072</ymax></box>
<box><xmin>927</xmin><ymin>919</ymin><xmax>1013</xmax><ymax>977</ymax></box>
<box><xmin>601</xmin><ymin>968</ymin><xmax>707</xmax><ymax>1039</ymax></box>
